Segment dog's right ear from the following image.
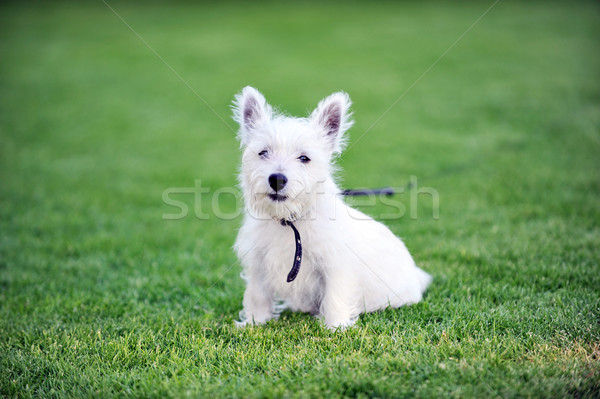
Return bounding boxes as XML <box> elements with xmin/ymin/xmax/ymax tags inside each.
<box><xmin>232</xmin><ymin>86</ymin><xmax>272</xmax><ymax>146</ymax></box>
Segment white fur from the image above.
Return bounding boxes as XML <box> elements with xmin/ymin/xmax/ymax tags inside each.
<box><xmin>232</xmin><ymin>86</ymin><xmax>432</xmax><ymax>330</ymax></box>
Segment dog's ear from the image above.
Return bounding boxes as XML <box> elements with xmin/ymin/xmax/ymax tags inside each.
<box><xmin>232</xmin><ymin>86</ymin><xmax>272</xmax><ymax>146</ymax></box>
<box><xmin>310</xmin><ymin>91</ymin><xmax>354</xmax><ymax>154</ymax></box>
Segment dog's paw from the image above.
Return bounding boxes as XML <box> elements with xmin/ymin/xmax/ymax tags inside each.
<box><xmin>234</xmin><ymin>319</ymin><xmax>250</xmax><ymax>328</ymax></box>
<box><xmin>235</xmin><ymin>308</ymin><xmax>277</xmax><ymax>327</ymax></box>
<box><xmin>327</xmin><ymin>319</ymin><xmax>357</xmax><ymax>331</ymax></box>
<box><xmin>316</xmin><ymin>314</ymin><xmax>358</xmax><ymax>331</ymax></box>
<box><xmin>234</xmin><ymin>318</ymin><xmax>268</xmax><ymax>328</ymax></box>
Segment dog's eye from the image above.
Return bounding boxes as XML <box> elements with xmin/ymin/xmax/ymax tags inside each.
<box><xmin>258</xmin><ymin>150</ymin><xmax>268</xmax><ymax>159</ymax></box>
<box><xmin>298</xmin><ymin>155</ymin><xmax>311</xmax><ymax>164</ymax></box>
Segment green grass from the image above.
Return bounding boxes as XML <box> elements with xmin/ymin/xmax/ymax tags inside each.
<box><xmin>1</xmin><ymin>1</ymin><xmax>599</xmax><ymax>397</ymax></box>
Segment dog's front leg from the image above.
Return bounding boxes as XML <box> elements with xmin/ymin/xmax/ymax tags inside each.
<box><xmin>319</xmin><ymin>270</ymin><xmax>360</xmax><ymax>330</ymax></box>
<box><xmin>236</xmin><ymin>277</ymin><xmax>274</xmax><ymax>327</ymax></box>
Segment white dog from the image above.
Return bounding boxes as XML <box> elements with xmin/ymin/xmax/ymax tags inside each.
<box><xmin>232</xmin><ymin>86</ymin><xmax>431</xmax><ymax>329</ymax></box>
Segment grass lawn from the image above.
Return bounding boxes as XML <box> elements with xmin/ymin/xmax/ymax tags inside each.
<box><xmin>1</xmin><ymin>1</ymin><xmax>599</xmax><ymax>397</ymax></box>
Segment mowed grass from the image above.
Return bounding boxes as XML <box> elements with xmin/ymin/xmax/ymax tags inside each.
<box><xmin>1</xmin><ymin>1</ymin><xmax>599</xmax><ymax>397</ymax></box>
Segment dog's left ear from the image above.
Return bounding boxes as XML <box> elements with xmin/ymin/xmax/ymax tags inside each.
<box><xmin>310</xmin><ymin>92</ymin><xmax>354</xmax><ymax>154</ymax></box>
<box><xmin>232</xmin><ymin>86</ymin><xmax>272</xmax><ymax>146</ymax></box>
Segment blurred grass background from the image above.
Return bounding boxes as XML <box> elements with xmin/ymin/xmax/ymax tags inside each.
<box><xmin>1</xmin><ymin>1</ymin><xmax>599</xmax><ymax>397</ymax></box>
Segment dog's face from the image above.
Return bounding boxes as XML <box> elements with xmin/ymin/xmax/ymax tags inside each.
<box><xmin>233</xmin><ymin>87</ymin><xmax>353</xmax><ymax>221</ymax></box>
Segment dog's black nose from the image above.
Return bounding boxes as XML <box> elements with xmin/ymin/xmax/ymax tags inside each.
<box><xmin>268</xmin><ymin>173</ymin><xmax>287</xmax><ymax>192</ymax></box>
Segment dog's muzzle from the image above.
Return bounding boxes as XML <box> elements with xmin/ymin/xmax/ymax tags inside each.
<box><xmin>268</xmin><ymin>193</ymin><xmax>287</xmax><ymax>202</ymax></box>
<box><xmin>268</xmin><ymin>173</ymin><xmax>287</xmax><ymax>192</ymax></box>
<box><xmin>268</xmin><ymin>173</ymin><xmax>288</xmax><ymax>202</ymax></box>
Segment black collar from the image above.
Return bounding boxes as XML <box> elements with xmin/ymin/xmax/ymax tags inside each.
<box><xmin>280</xmin><ymin>219</ymin><xmax>302</xmax><ymax>283</ymax></box>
